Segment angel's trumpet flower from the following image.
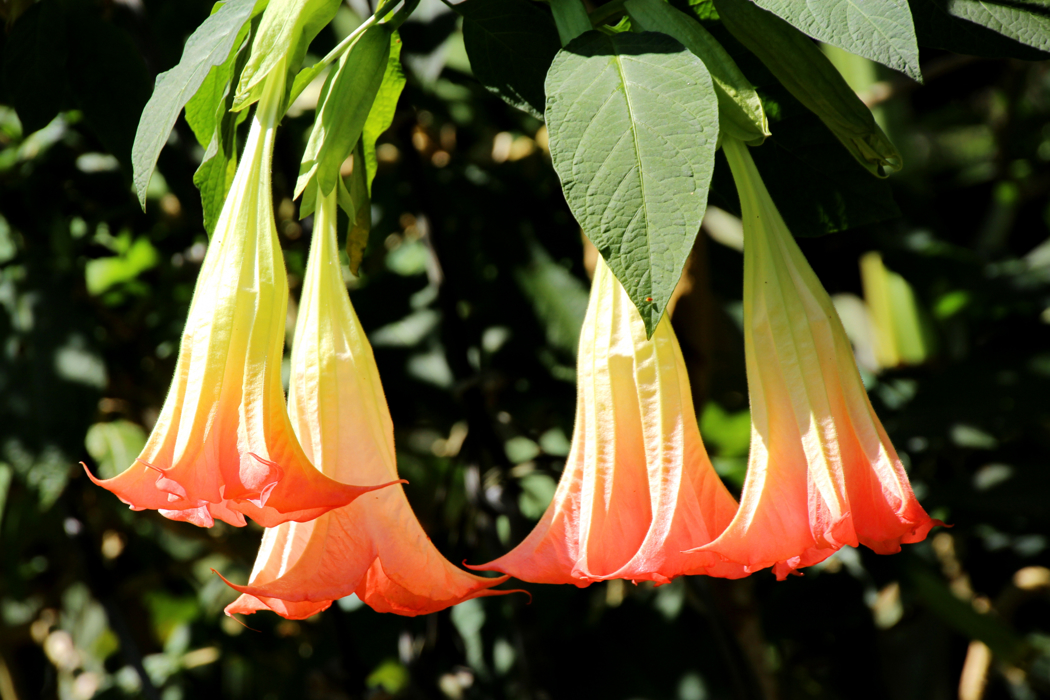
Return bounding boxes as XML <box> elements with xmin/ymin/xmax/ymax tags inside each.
<box><xmin>470</xmin><ymin>256</ymin><xmax>745</xmax><ymax>586</ymax></box>
<box><xmin>220</xmin><ymin>190</ymin><xmax>515</xmax><ymax>619</ymax></box>
<box><xmin>87</xmin><ymin>62</ymin><xmax>391</xmax><ymax>528</ymax></box>
<box><xmin>692</xmin><ymin>138</ymin><xmax>942</xmax><ymax>579</ymax></box>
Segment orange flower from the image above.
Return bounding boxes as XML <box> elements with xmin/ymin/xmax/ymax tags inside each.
<box><xmin>220</xmin><ymin>190</ymin><xmax>515</xmax><ymax>619</ymax></box>
<box><xmin>469</xmin><ymin>256</ymin><xmax>744</xmax><ymax>586</ymax></box>
<box><xmin>691</xmin><ymin>138</ymin><xmax>942</xmax><ymax>579</ymax></box>
<box><xmin>86</xmin><ymin>62</ymin><xmax>392</xmax><ymax>528</ymax></box>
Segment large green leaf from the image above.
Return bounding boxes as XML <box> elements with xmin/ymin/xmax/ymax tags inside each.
<box><xmin>295</xmin><ymin>24</ymin><xmax>391</xmax><ymax>201</ymax></box>
<box><xmin>947</xmin><ymin>0</ymin><xmax>1050</xmax><ymax>53</ymax></box>
<box><xmin>751</xmin><ymin>0</ymin><xmax>922</xmax><ymax>81</ymax></box>
<box><xmin>451</xmin><ymin>0</ymin><xmax>560</xmax><ymax>119</ymax></box>
<box><xmin>546</xmin><ymin>31</ymin><xmax>719</xmax><ymax>335</ymax></box>
<box><xmin>130</xmin><ymin>0</ymin><xmax>260</xmax><ymax>208</ymax></box>
<box><xmin>910</xmin><ymin>0</ymin><xmax>1050</xmax><ymax>58</ymax></box>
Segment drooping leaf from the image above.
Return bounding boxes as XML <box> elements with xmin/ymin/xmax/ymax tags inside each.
<box><xmin>233</xmin><ymin>0</ymin><xmax>339</xmax><ymax>111</ymax></box>
<box><xmin>130</xmin><ymin>0</ymin><xmax>260</xmax><ymax>208</ymax></box>
<box><xmin>451</xmin><ymin>0</ymin><xmax>561</xmax><ymax>119</ymax></box>
<box><xmin>749</xmin><ymin>0</ymin><xmax>923</xmax><ymax>82</ymax></box>
<box><xmin>188</xmin><ymin>17</ymin><xmax>255</xmax><ymax>234</ymax></box>
<box><xmin>545</xmin><ymin>31</ymin><xmax>719</xmax><ymax>335</ymax></box>
<box><xmin>341</xmin><ymin>145</ymin><xmax>371</xmax><ymax>274</ymax></box>
<box><xmin>295</xmin><ymin>24</ymin><xmax>391</xmax><ymax>202</ymax></box>
<box><xmin>2</xmin><ymin>0</ymin><xmax>70</xmax><ymax>134</ymax></box>
<box><xmin>944</xmin><ymin>0</ymin><xmax>1050</xmax><ymax>53</ymax></box>
<box><xmin>184</xmin><ymin>7</ymin><xmax>255</xmax><ymax>149</ymax></box>
<box><xmin>340</xmin><ymin>30</ymin><xmax>406</xmax><ymax>268</ymax></box>
<box><xmin>715</xmin><ymin>0</ymin><xmax>901</xmax><ymax>178</ymax></box>
<box><xmin>909</xmin><ymin>0</ymin><xmax>1050</xmax><ymax>59</ymax></box>
<box><xmin>550</xmin><ymin>0</ymin><xmax>592</xmax><ymax>45</ymax></box>
<box><xmin>361</xmin><ymin>31</ymin><xmax>406</xmax><ymax>192</ymax></box>
<box><xmin>704</xmin><ymin>21</ymin><xmax>900</xmax><ymax>236</ymax></box>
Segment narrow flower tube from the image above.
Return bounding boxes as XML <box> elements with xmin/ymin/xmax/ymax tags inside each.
<box><xmin>87</xmin><ymin>61</ymin><xmax>392</xmax><ymax>528</ymax></box>
<box><xmin>692</xmin><ymin>138</ymin><xmax>942</xmax><ymax>579</ymax></box>
<box><xmin>220</xmin><ymin>189</ymin><xmax>515</xmax><ymax>619</ymax></box>
<box><xmin>470</xmin><ymin>256</ymin><xmax>745</xmax><ymax>586</ymax></box>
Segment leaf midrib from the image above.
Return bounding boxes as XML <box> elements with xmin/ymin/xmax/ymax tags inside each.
<box><xmin>610</xmin><ymin>49</ymin><xmax>654</xmax><ymax>310</ymax></box>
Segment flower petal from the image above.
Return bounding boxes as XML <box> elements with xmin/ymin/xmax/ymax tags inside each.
<box><xmin>694</xmin><ymin>138</ymin><xmax>942</xmax><ymax>579</ymax></box>
<box><xmin>472</xmin><ymin>257</ymin><xmax>743</xmax><ymax>585</ymax></box>
<box><xmin>221</xmin><ymin>190</ymin><xmax>516</xmax><ymax>617</ymax></box>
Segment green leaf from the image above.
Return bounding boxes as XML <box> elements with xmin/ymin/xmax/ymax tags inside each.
<box><xmin>338</xmin><ymin>30</ymin><xmax>405</xmax><ymax>269</ymax></box>
<box><xmin>909</xmin><ymin>0</ymin><xmax>1050</xmax><ymax>58</ymax></box>
<box><xmin>295</xmin><ymin>24</ymin><xmax>391</xmax><ymax>202</ymax></box>
<box><xmin>550</xmin><ymin>0</ymin><xmax>592</xmax><ymax>45</ymax></box>
<box><xmin>193</xmin><ymin>130</ymin><xmax>241</xmax><ymax>236</ymax></box>
<box><xmin>454</xmin><ymin>0</ymin><xmax>561</xmax><ymax>118</ymax></box>
<box><xmin>704</xmin><ymin>21</ymin><xmax>900</xmax><ymax>236</ymax></box>
<box><xmin>750</xmin><ymin>0</ymin><xmax>922</xmax><ymax>82</ymax></box>
<box><xmin>188</xmin><ymin>17</ymin><xmax>255</xmax><ymax>234</ymax></box>
<box><xmin>2</xmin><ymin>0</ymin><xmax>70</xmax><ymax>134</ymax></box>
<box><xmin>715</xmin><ymin>0</ymin><xmax>901</xmax><ymax>178</ymax></box>
<box><xmin>183</xmin><ymin>7</ymin><xmax>255</xmax><ymax>149</ymax></box>
<box><xmin>233</xmin><ymin>0</ymin><xmax>340</xmax><ymax>111</ymax></box>
<box><xmin>361</xmin><ymin>31</ymin><xmax>406</xmax><ymax>192</ymax></box>
<box><xmin>675</xmin><ymin>0</ymin><xmax>718</xmax><ymax>21</ymax></box>
<box><xmin>341</xmin><ymin>145</ymin><xmax>370</xmax><ymax>274</ymax></box>
<box><xmin>625</xmin><ymin>0</ymin><xmax>768</xmax><ymax>144</ymax></box>
<box><xmin>130</xmin><ymin>0</ymin><xmax>260</xmax><ymax>209</ymax></box>
<box><xmin>545</xmin><ymin>31</ymin><xmax>719</xmax><ymax>335</ymax></box>
<box><xmin>946</xmin><ymin>0</ymin><xmax>1050</xmax><ymax>53</ymax></box>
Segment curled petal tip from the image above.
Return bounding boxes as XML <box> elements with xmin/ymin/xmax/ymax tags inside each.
<box><xmin>81</xmin><ymin>461</ymin><xmax>100</xmax><ymax>485</ymax></box>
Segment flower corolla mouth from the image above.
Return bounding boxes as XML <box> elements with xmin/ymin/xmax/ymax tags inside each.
<box><xmin>690</xmin><ymin>137</ymin><xmax>943</xmax><ymax>580</ymax></box>
<box><xmin>218</xmin><ymin>189</ymin><xmax>522</xmax><ymax>618</ymax></box>
<box><xmin>85</xmin><ymin>60</ymin><xmax>397</xmax><ymax>528</ymax></box>
<box><xmin>467</xmin><ymin>255</ymin><xmax>746</xmax><ymax>586</ymax></box>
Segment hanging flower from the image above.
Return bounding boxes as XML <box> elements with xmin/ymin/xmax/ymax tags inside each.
<box><xmin>691</xmin><ymin>137</ymin><xmax>942</xmax><ymax>580</ymax></box>
<box><xmin>219</xmin><ymin>189</ymin><xmax>516</xmax><ymax>619</ymax></box>
<box><xmin>86</xmin><ymin>61</ymin><xmax>394</xmax><ymax>528</ymax></box>
<box><xmin>469</xmin><ymin>256</ymin><xmax>745</xmax><ymax>586</ymax></box>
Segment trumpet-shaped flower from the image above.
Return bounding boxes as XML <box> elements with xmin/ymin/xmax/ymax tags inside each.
<box><xmin>220</xmin><ymin>190</ymin><xmax>515</xmax><ymax>619</ymax></box>
<box><xmin>470</xmin><ymin>256</ymin><xmax>745</xmax><ymax>586</ymax></box>
<box><xmin>692</xmin><ymin>138</ymin><xmax>942</xmax><ymax>579</ymax></box>
<box><xmin>87</xmin><ymin>61</ymin><xmax>392</xmax><ymax>528</ymax></box>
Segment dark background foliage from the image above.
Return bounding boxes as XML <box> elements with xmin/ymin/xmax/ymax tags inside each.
<box><xmin>1</xmin><ymin>1</ymin><xmax>1049</xmax><ymax>699</ymax></box>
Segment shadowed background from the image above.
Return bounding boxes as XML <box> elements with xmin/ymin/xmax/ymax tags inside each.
<box><xmin>1</xmin><ymin>1</ymin><xmax>1049</xmax><ymax>699</ymax></box>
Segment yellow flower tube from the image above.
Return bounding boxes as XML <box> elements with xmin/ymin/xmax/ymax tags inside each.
<box><xmin>692</xmin><ymin>138</ymin><xmax>942</xmax><ymax>579</ymax></box>
<box><xmin>88</xmin><ymin>61</ymin><xmax>392</xmax><ymax>528</ymax></box>
<box><xmin>219</xmin><ymin>189</ymin><xmax>517</xmax><ymax>618</ymax></box>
